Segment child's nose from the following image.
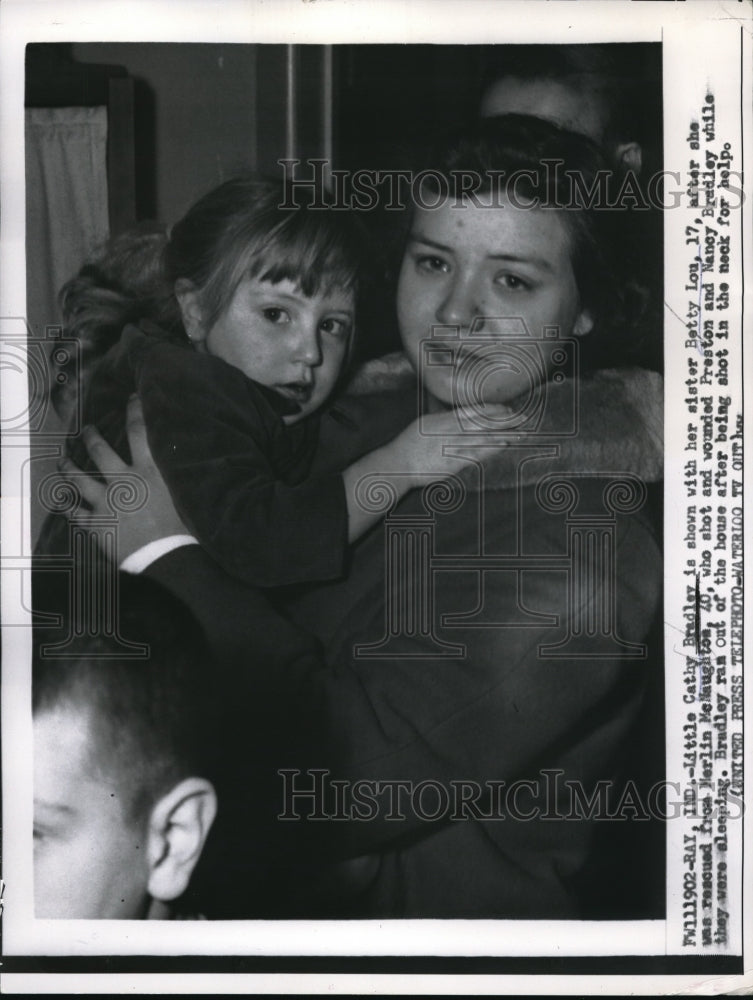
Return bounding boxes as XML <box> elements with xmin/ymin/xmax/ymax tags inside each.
<box><xmin>292</xmin><ymin>323</ymin><xmax>322</xmax><ymax>366</ymax></box>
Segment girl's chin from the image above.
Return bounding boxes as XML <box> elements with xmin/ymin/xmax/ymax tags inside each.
<box><xmin>423</xmin><ymin>386</ymin><xmax>456</xmax><ymax>413</ymax></box>
<box><xmin>426</xmin><ymin>378</ymin><xmax>530</xmax><ymax>413</ymax></box>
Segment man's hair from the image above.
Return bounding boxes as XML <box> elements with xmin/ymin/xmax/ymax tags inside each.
<box><xmin>33</xmin><ymin>572</ymin><xmax>220</xmax><ymax>827</ymax></box>
<box><xmin>479</xmin><ymin>43</ymin><xmax>660</xmax><ymax>150</ymax></box>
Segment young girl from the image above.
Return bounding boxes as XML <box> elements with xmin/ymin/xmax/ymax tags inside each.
<box><xmin>42</xmin><ymin>176</ymin><xmax>475</xmax><ymax>585</ymax></box>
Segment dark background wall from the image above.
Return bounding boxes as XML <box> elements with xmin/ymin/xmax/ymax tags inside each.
<box><xmin>56</xmin><ymin>43</ymin><xmax>490</xmax><ymax>225</ymax></box>
<box><xmin>70</xmin><ymin>43</ymin><xmax>276</xmax><ymax>225</ymax></box>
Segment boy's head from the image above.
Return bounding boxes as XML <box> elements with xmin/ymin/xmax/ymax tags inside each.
<box><xmin>479</xmin><ymin>45</ymin><xmax>651</xmax><ymax>175</ymax></box>
<box><xmin>169</xmin><ymin>177</ymin><xmax>365</xmax><ymax>422</ymax></box>
<box><xmin>33</xmin><ymin>574</ymin><xmax>218</xmax><ymax>919</ymax></box>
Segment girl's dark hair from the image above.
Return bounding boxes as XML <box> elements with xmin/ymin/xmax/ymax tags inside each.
<box><xmin>55</xmin><ymin>176</ymin><xmax>366</xmax><ymax>415</ymax></box>
<box><xmin>410</xmin><ymin>114</ymin><xmax>653</xmax><ymax>371</ymax></box>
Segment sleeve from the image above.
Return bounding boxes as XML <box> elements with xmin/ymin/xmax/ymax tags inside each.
<box><xmin>310</xmin><ymin>389</ymin><xmax>419</xmax><ymax>476</ymax></box>
<box><xmin>145</xmin><ymin>507</ymin><xmax>661</xmax><ymax>863</ymax></box>
<box><xmin>132</xmin><ymin>343</ymin><xmax>349</xmax><ymax>587</ymax></box>
<box><xmin>120</xmin><ymin>535</ymin><xmax>199</xmax><ymax>574</ymax></box>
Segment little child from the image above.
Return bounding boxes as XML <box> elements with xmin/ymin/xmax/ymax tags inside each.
<box><xmin>43</xmin><ymin>176</ymin><xmax>471</xmax><ymax>585</ymax></box>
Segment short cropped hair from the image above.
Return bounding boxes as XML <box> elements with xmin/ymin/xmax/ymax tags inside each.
<box><xmin>479</xmin><ymin>43</ymin><xmax>661</xmax><ymax>151</ymax></box>
<box><xmin>33</xmin><ymin>572</ymin><xmax>220</xmax><ymax>827</ymax></box>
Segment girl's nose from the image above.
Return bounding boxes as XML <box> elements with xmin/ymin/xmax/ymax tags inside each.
<box><xmin>292</xmin><ymin>323</ymin><xmax>322</xmax><ymax>366</ymax></box>
<box><xmin>435</xmin><ymin>275</ymin><xmax>480</xmax><ymax>330</ymax></box>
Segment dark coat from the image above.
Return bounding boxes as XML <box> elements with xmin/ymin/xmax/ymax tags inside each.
<box><xmin>145</xmin><ymin>369</ymin><xmax>663</xmax><ymax>919</ymax></box>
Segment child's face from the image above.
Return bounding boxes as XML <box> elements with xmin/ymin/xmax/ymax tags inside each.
<box><xmin>397</xmin><ymin>195</ymin><xmax>592</xmax><ymax>409</ymax></box>
<box><xmin>34</xmin><ymin>704</ymin><xmax>151</xmax><ymax>918</ymax></box>
<box><xmin>199</xmin><ymin>276</ymin><xmax>355</xmax><ymax>424</ymax></box>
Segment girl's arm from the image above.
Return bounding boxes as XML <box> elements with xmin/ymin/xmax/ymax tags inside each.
<box><xmin>341</xmin><ymin>408</ymin><xmax>498</xmax><ymax>542</ymax></box>
<box><xmin>132</xmin><ymin>339</ymin><xmax>349</xmax><ymax>588</ymax></box>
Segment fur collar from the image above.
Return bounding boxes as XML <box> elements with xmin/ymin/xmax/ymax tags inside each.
<box><xmin>345</xmin><ymin>353</ymin><xmax>663</xmax><ymax>488</ymax></box>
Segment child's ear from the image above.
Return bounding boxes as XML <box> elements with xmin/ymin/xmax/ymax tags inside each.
<box><xmin>175</xmin><ymin>279</ymin><xmax>207</xmax><ymax>346</ymax></box>
<box><xmin>573</xmin><ymin>309</ymin><xmax>594</xmax><ymax>338</ymax></box>
<box><xmin>614</xmin><ymin>141</ymin><xmax>643</xmax><ymax>176</ymax></box>
<box><xmin>145</xmin><ymin>777</ymin><xmax>217</xmax><ymax>906</ymax></box>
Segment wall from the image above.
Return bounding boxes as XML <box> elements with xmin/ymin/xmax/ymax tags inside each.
<box><xmin>70</xmin><ymin>43</ymin><xmax>289</xmax><ymax>224</ymax></box>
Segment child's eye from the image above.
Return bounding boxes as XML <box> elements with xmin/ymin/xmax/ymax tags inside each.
<box><xmin>262</xmin><ymin>307</ymin><xmax>290</xmax><ymax>324</ymax></box>
<box><xmin>320</xmin><ymin>317</ymin><xmax>351</xmax><ymax>338</ymax></box>
<box><xmin>495</xmin><ymin>273</ymin><xmax>530</xmax><ymax>291</ymax></box>
<box><xmin>416</xmin><ymin>255</ymin><xmax>450</xmax><ymax>275</ymax></box>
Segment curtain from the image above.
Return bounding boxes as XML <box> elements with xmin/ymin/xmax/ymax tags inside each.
<box><xmin>25</xmin><ymin>106</ymin><xmax>109</xmax><ymax>345</ymax></box>
<box><xmin>25</xmin><ymin>107</ymin><xmax>109</xmax><ymax>544</ymax></box>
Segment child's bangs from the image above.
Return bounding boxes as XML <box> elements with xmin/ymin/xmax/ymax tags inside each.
<box><xmin>249</xmin><ymin>210</ymin><xmax>361</xmax><ymax>298</ymax></box>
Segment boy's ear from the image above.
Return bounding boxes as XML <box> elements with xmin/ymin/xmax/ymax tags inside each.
<box><xmin>145</xmin><ymin>777</ymin><xmax>217</xmax><ymax>906</ymax></box>
<box><xmin>614</xmin><ymin>141</ymin><xmax>643</xmax><ymax>176</ymax></box>
<box><xmin>573</xmin><ymin>309</ymin><xmax>594</xmax><ymax>338</ymax></box>
<box><xmin>175</xmin><ymin>279</ymin><xmax>207</xmax><ymax>345</ymax></box>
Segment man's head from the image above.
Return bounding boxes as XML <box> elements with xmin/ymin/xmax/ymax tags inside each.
<box><xmin>33</xmin><ymin>574</ymin><xmax>218</xmax><ymax>918</ymax></box>
<box><xmin>479</xmin><ymin>44</ymin><xmax>654</xmax><ymax>175</ymax></box>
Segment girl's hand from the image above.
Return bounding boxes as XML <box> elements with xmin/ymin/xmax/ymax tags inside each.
<box><xmin>342</xmin><ymin>403</ymin><xmax>512</xmax><ymax>542</ymax></box>
<box><xmin>395</xmin><ymin>406</ymin><xmax>514</xmax><ymax>485</ymax></box>
<box><xmin>59</xmin><ymin>397</ymin><xmax>189</xmax><ymax>562</ymax></box>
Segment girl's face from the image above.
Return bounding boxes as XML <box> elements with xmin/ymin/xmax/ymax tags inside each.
<box><xmin>397</xmin><ymin>195</ymin><xmax>593</xmax><ymax>409</ymax></box>
<box><xmin>179</xmin><ymin>276</ymin><xmax>354</xmax><ymax>424</ymax></box>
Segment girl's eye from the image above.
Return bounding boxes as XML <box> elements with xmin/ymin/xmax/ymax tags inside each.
<box><xmin>320</xmin><ymin>317</ymin><xmax>351</xmax><ymax>338</ymax></box>
<box><xmin>262</xmin><ymin>307</ymin><xmax>290</xmax><ymax>324</ymax></box>
<box><xmin>416</xmin><ymin>255</ymin><xmax>449</xmax><ymax>274</ymax></box>
<box><xmin>495</xmin><ymin>273</ymin><xmax>530</xmax><ymax>291</ymax></box>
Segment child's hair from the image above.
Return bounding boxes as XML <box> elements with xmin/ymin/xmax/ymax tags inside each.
<box><xmin>408</xmin><ymin>113</ymin><xmax>654</xmax><ymax>371</ymax></box>
<box><xmin>32</xmin><ymin>572</ymin><xmax>220</xmax><ymax>828</ymax></box>
<box><xmin>55</xmin><ymin>176</ymin><xmax>367</xmax><ymax>414</ymax></box>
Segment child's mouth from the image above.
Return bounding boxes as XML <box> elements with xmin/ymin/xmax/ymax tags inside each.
<box><xmin>275</xmin><ymin>381</ymin><xmax>314</xmax><ymax>407</ymax></box>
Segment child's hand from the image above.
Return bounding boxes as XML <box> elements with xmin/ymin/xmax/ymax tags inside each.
<box><xmin>342</xmin><ymin>404</ymin><xmax>513</xmax><ymax>543</ymax></box>
<box><xmin>394</xmin><ymin>406</ymin><xmax>513</xmax><ymax>486</ymax></box>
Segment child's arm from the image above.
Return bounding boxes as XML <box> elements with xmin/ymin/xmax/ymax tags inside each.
<box><xmin>130</xmin><ymin>338</ymin><xmax>352</xmax><ymax>588</ymax></box>
<box><xmin>131</xmin><ymin>335</ymin><xmax>506</xmax><ymax>581</ymax></box>
<box><xmin>341</xmin><ymin>409</ymin><xmax>500</xmax><ymax>543</ymax></box>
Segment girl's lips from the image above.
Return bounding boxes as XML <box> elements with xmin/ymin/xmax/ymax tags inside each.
<box><xmin>275</xmin><ymin>382</ymin><xmax>314</xmax><ymax>406</ymax></box>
